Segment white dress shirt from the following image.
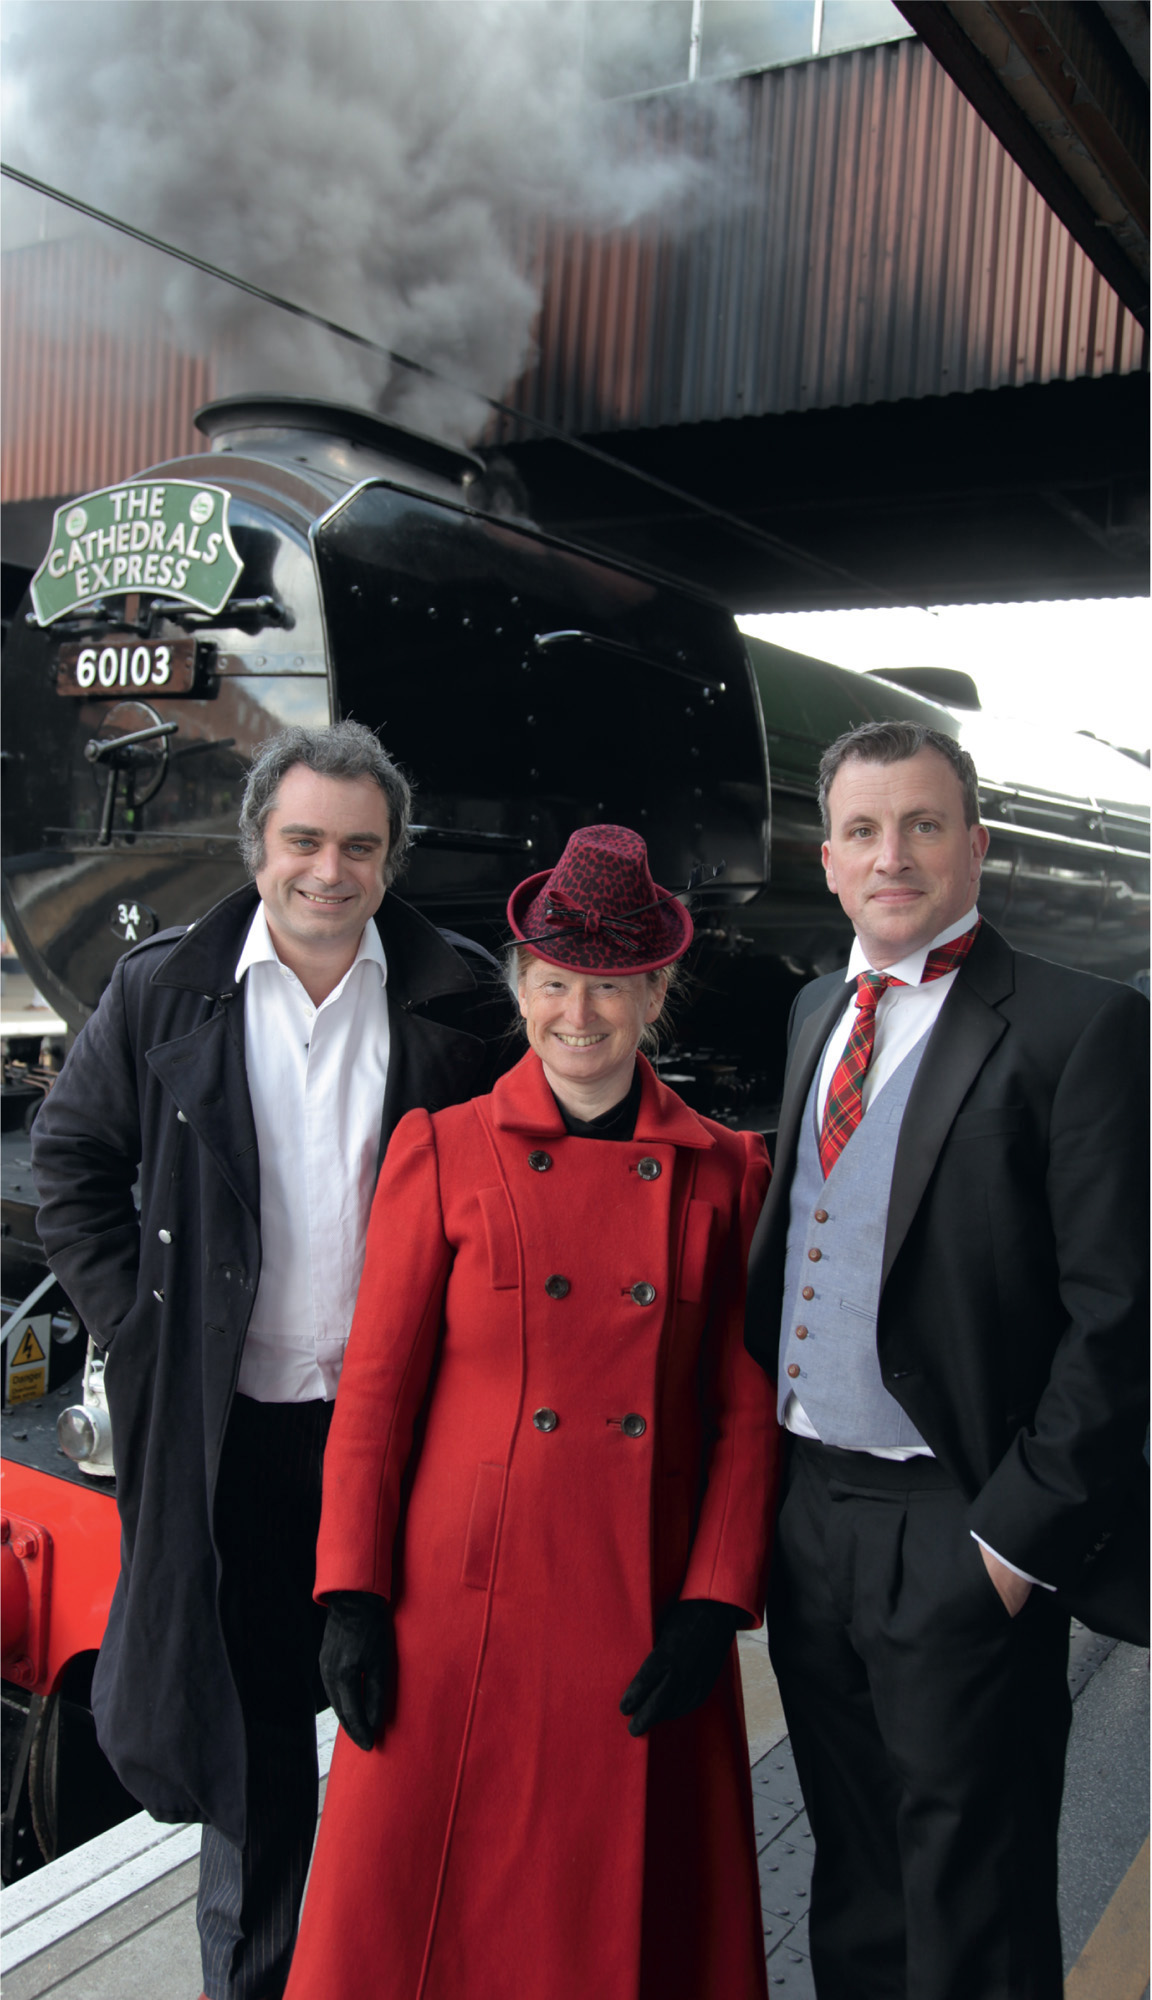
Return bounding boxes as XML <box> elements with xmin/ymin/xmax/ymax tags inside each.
<box><xmin>234</xmin><ymin>903</ymin><xmax>391</xmax><ymax>1403</ymax></box>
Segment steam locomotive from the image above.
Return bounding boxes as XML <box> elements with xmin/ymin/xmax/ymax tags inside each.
<box><xmin>2</xmin><ymin>396</ymin><xmax>1148</xmax><ymax>1879</ymax></box>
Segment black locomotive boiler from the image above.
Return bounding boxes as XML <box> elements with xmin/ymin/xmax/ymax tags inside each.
<box><xmin>1</xmin><ymin>396</ymin><xmax>1147</xmax><ymax>1878</ymax></box>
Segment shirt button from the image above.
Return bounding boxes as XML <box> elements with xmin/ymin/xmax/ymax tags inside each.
<box><xmin>808</xmin><ymin>1248</ymin><xmax>821</xmax><ymax>1263</ymax></box>
<box><xmin>176</xmin><ymin>1110</ymin><xmax>188</xmax><ymax>1124</ymax></box>
<box><xmin>630</xmin><ymin>1282</ymin><xmax>657</xmax><ymax>1306</ymax></box>
<box><xmin>528</xmin><ymin>1151</ymin><xmax>553</xmax><ymax>1172</ymax></box>
<box><xmin>533</xmin><ymin>1408</ymin><xmax>559</xmax><ymax>1432</ymax></box>
<box><xmin>802</xmin><ymin>1287</ymin><xmax>815</xmax><ymax>1301</ymax></box>
<box><xmin>787</xmin><ymin>1363</ymin><xmax>801</xmax><ymax>1379</ymax></box>
<box><xmin>622</xmin><ymin>1413</ymin><xmax>647</xmax><ymax>1438</ymax></box>
<box><xmin>158</xmin><ymin>1228</ymin><xmax>173</xmax><ymax>1244</ymax></box>
<box><xmin>814</xmin><ymin>1208</ymin><xmax>828</xmax><ymax>1223</ymax></box>
<box><xmin>545</xmin><ymin>1274</ymin><xmax>570</xmax><ymax>1299</ymax></box>
<box><xmin>637</xmin><ymin>1158</ymin><xmax>661</xmax><ymax>1181</ymax></box>
<box><xmin>795</xmin><ymin>1326</ymin><xmax>808</xmax><ymax>1340</ymax></box>
<box><xmin>152</xmin><ymin>1289</ymin><xmax>165</xmax><ymax>1304</ymax></box>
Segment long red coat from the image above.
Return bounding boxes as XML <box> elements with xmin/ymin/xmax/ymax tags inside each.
<box><xmin>286</xmin><ymin>1052</ymin><xmax>778</xmax><ymax>2000</ymax></box>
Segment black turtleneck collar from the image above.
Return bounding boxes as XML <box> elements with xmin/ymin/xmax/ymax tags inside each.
<box><xmin>552</xmin><ymin>1065</ymin><xmax>642</xmax><ymax>1141</ymax></box>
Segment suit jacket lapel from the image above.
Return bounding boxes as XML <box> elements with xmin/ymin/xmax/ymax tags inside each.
<box><xmin>775</xmin><ymin>988</ymin><xmax>852</xmax><ymax>1182</ymax></box>
<box><xmin>882</xmin><ymin>927</ymin><xmax>1013</xmax><ymax>1288</ymax></box>
<box><xmin>747</xmin><ymin>981</ymin><xmax>851</xmax><ymax>1326</ymax></box>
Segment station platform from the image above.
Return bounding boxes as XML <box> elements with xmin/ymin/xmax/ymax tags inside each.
<box><xmin>1</xmin><ymin>1622</ymin><xmax>1146</xmax><ymax>1999</ymax></box>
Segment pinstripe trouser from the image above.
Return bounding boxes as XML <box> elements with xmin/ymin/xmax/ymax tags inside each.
<box><xmin>197</xmin><ymin>1395</ymin><xmax>334</xmax><ymax>2000</ymax></box>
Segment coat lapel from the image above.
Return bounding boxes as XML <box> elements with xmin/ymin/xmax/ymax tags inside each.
<box><xmin>881</xmin><ymin>924</ymin><xmax>1014</xmax><ymax>1288</ymax></box>
<box><xmin>146</xmin><ymin>998</ymin><xmax>260</xmax><ymax>1220</ymax></box>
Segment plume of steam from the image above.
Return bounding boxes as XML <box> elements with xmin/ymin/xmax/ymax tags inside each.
<box><xmin>3</xmin><ymin>0</ymin><xmax>736</xmax><ymax>442</ymax></box>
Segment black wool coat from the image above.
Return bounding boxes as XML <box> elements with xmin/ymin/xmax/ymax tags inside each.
<box><xmin>745</xmin><ymin>921</ymin><xmax>1150</xmax><ymax>1643</ymax></box>
<box><xmin>32</xmin><ymin>882</ymin><xmax>494</xmax><ymax>1842</ymax></box>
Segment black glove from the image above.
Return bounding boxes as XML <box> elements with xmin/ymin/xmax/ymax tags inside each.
<box><xmin>619</xmin><ymin>1599</ymin><xmax>741</xmax><ymax>1737</ymax></box>
<box><xmin>319</xmin><ymin>1591</ymin><xmax>395</xmax><ymax>1751</ymax></box>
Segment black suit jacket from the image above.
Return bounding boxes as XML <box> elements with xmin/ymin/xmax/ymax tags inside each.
<box><xmin>746</xmin><ymin>921</ymin><xmax>1149</xmax><ymax>1641</ymax></box>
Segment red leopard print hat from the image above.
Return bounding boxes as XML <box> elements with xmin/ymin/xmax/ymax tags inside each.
<box><xmin>507</xmin><ymin>824</ymin><xmax>693</xmax><ymax>975</ymax></box>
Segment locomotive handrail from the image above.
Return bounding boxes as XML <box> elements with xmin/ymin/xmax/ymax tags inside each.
<box><xmin>533</xmin><ymin>630</ymin><xmax>726</xmax><ymax>692</ymax></box>
<box><xmin>409</xmin><ymin>826</ymin><xmax>534</xmax><ymax>854</ymax></box>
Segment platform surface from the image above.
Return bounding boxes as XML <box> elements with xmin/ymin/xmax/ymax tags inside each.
<box><xmin>1</xmin><ymin>1626</ymin><xmax>1146</xmax><ymax>1999</ymax></box>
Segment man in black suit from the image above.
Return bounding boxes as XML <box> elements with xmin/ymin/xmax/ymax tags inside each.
<box><xmin>746</xmin><ymin>720</ymin><xmax>1148</xmax><ymax>2000</ymax></box>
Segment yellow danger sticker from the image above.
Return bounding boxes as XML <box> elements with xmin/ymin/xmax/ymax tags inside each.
<box><xmin>10</xmin><ymin>1326</ymin><xmax>47</xmax><ymax>1368</ymax></box>
<box><xmin>7</xmin><ymin>1367</ymin><xmax>46</xmax><ymax>1406</ymax></box>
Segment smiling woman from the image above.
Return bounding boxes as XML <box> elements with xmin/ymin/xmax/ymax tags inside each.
<box><xmin>285</xmin><ymin>823</ymin><xmax>779</xmax><ymax>2000</ymax></box>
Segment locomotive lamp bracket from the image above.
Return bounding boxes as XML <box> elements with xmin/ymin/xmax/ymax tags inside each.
<box><xmin>31</xmin><ymin>593</ymin><xmax>289</xmax><ymax>639</ymax></box>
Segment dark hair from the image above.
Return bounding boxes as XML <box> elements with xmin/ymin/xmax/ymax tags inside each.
<box><xmin>238</xmin><ymin>722</ymin><xmax>413</xmax><ymax>882</ymax></box>
<box><xmin>505</xmin><ymin>945</ymin><xmax>680</xmax><ymax>1057</ymax></box>
<box><xmin>817</xmin><ymin>721</ymin><xmax>981</xmax><ymax>834</ymax></box>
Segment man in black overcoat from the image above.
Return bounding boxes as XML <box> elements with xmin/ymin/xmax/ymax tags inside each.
<box><xmin>745</xmin><ymin>719</ymin><xmax>1148</xmax><ymax>2000</ymax></box>
<box><xmin>32</xmin><ymin>721</ymin><xmax>497</xmax><ymax>2000</ymax></box>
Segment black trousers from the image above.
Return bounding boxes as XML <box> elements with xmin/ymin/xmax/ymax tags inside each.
<box><xmin>197</xmin><ymin>1395</ymin><xmax>333</xmax><ymax>2000</ymax></box>
<box><xmin>767</xmin><ymin>1438</ymin><xmax>1072</xmax><ymax>2000</ymax></box>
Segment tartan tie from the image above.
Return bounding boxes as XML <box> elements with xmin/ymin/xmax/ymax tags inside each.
<box><xmin>817</xmin><ymin>921</ymin><xmax>982</xmax><ymax>1177</ymax></box>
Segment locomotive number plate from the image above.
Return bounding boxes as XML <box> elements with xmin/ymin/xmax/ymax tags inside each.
<box><xmin>56</xmin><ymin>638</ymin><xmax>198</xmax><ymax>697</ymax></box>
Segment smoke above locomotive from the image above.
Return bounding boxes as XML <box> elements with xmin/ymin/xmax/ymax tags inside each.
<box><xmin>2</xmin><ymin>0</ymin><xmax>736</xmax><ymax>441</ymax></box>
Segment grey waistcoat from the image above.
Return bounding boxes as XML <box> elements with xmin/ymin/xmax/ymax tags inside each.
<box><xmin>778</xmin><ymin>1035</ymin><xmax>930</xmax><ymax>1450</ymax></box>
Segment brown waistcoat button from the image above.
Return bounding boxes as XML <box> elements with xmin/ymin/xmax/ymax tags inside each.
<box><xmin>795</xmin><ymin>1327</ymin><xmax>808</xmax><ymax>1340</ymax></box>
<box><xmin>802</xmin><ymin>1286</ymin><xmax>815</xmax><ymax>1301</ymax></box>
<box><xmin>808</xmin><ymin>1248</ymin><xmax>822</xmax><ymax>1262</ymax></box>
<box><xmin>814</xmin><ymin>1208</ymin><xmax>828</xmax><ymax>1223</ymax></box>
<box><xmin>786</xmin><ymin>1363</ymin><xmax>801</xmax><ymax>1379</ymax></box>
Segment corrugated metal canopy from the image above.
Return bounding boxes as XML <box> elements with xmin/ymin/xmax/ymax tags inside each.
<box><xmin>491</xmin><ymin>36</ymin><xmax>1145</xmax><ymax>447</ymax></box>
<box><xmin>894</xmin><ymin>2</ymin><xmax>1149</xmax><ymax>325</ymax></box>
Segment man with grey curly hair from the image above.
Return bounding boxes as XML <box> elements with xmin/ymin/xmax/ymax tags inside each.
<box><xmin>33</xmin><ymin>719</ymin><xmax>494</xmax><ymax>2000</ymax></box>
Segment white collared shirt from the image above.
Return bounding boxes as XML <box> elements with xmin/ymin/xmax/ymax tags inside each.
<box><xmin>234</xmin><ymin>903</ymin><xmax>391</xmax><ymax>1402</ymax></box>
<box><xmin>813</xmin><ymin>906</ymin><xmax>980</xmax><ymax>1125</ymax></box>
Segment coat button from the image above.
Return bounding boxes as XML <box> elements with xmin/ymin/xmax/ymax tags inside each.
<box><xmin>787</xmin><ymin>1363</ymin><xmax>801</xmax><ymax>1378</ymax></box>
<box><xmin>545</xmin><ymin>1274</ymin><xmax>570</xmax><ymax>1299</ymax></box>
<box><xmin>629</xmin><ymin>1282</ymin><xmax>657</xmax><ymax>1306</ymax></box>
<box><xmin>802</xmin><ymin>1286</ymin><xmax>814</xmax><ymax>1301</ymax></box>
<box><xmin>637</xmin><ymin>1158</ymin><xmax>661</xmax><ymax>1180</ymax></box>
<box><xmin>814</xmin><ymin>1208</ymin><xmax>828</xmax><ymax>1223</ymax></box>
<box><xmin>528</xmin><ymin>1151</ymin><xmax>552</xmax><ymax>1172</ymax></box>
<box><xmin>807</xmin><ymin>1248</ymin><xmax>821</xmax><ymax>1262</ymax></box>
<box><xmin>533</xmin><ymin>1407</ymin><xmax>559</xmax><ymax>1432</ymax></box>
<box><xmin>158</xmin><ymin>1228</ymin><xmax>173</xmax><ymax>1244</ymax></box>
<box><xmin>622</xmin><ymin>1413</ymin><xmax>647</xmax><ymax>1438</ymax></box>
<box><xmin>795</xmin><ymin>1326</ymin><xmax>808</xmax><ymax>1340</ymax></box>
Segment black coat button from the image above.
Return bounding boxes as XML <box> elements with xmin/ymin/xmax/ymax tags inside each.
<box><xmin>528</xmin><ymin>1151</ymin><xmax>553</xmax><ymax>1172</ymax></box>
<box><xmin>545</xmin><ymin>1274</ymin><xmax>570</xmax><ymax>1299</ymax></box>
<box><xmin>637</xmin><ymin>1158</ymin><xmax>661</xmax><ymax>1181</ymax></box>
<box><xmin>630</xmin><ymin>1282</ymin><xmax>657</xmax><ymax>1306</ymax></box>
<box><xmin>533</xmin><ymin>1407</ymin><xmax>559</xmax><ymax>1432</ymax></box>
<box><xmin>622</xmin><ymin>1413</ymin><xmax>647</xmax><ymax>1438</ymax></box>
